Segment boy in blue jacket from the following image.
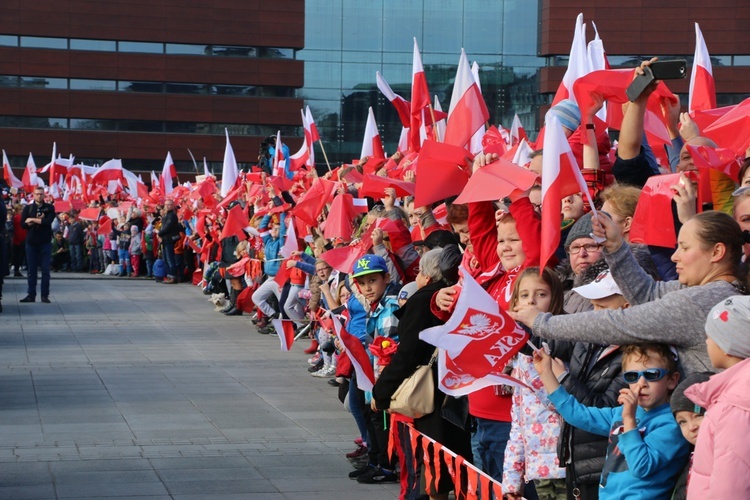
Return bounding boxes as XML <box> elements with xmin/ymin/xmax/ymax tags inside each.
<box><xmin>534</xmin><ymin>343</ymin><xmax>690</xmax><ymax>500</ymax></box>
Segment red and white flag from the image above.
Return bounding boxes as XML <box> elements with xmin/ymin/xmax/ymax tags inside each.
<box><xmin>376</xmin><ymin>71</ymin><xmax>411</xmax><ymax>129</ymax></box>
<box><xmin>333</xmin><ymin>316</ymin><xmax>375</xmax><ymax>392</ymax></box>
<box><xmin>419</xmin><ymin>270</ymin><xmax>528</xmax><ymax>396</ymax></box>
<box><xmin>2</xmin><ymin>150</ymin><xmax>22</xmax><ymax>189</ymax></box>
<box><xmin>305</xmin><ymin>105</ymin><xmax>320</xmax><ymax>143</ymax></box>
<box><xmin>290</xmin><ymin>115</ymin><xmax>310</xmax><ymax>172</ymax></box>
<box><xmin>397</xmin><ymin>127</ymin><xmax>409</xmax><ymax>153</ymax></box>
<box><xmin>512</xmin><ymin>138</ymin><xmax>533</xmax><ymax>167</ymax></box>
<box><xmin>150</xmin><ymin>171</ymin><xmax>160</xmax><ymax>191</ymax></box>
<box><xmin>272</xmin><ymin>319</ymin><xmax>296</xmax><ymax>351</ymax></box>
<box><xmin>510</xmin><ymin>114</ymin><xmax>528</xmax><ymax>146</ymax></box>
<box><xmin>89</xmin><ymin>159</ymin><xmax>124</xmax><ymax>185</ymax></box>
<box><xmin>551</xmin><ymin>13</ymin><xmax>591</xmax><ymax>106</ymax></box>
<box><xmin>444</xmin><ymin>49</ymin><xmax>489</xmax><ymax>150</ymax></box>
<box><xmin>540</xmin><ymin>115</ymin><xmax>590</xmax><ymax>271</ymax></box>
<box><xmin>279</xmin><ymin>216</ymin><xmax>298</xmax><ymax>258</ymax></box>
<box><xmin>273</xmin><ymin>130</ymin><xmax>286</xmax><ymax>177</ymax></box>
<box><xmin>161</xmin><ymin>151</ymin><xmax>177</xmax><ymax>195</ymax></box>
<box><xmin>468</xmin><ymin>62</ymin><xmax>485</xmax><ymax>155</ymax></box>
<box><xmin>586</xmin><ymin>22</ymin><xmax>609</xmax><ymax>122</ymax></box>
<box><xmin>689</xmin><ymin>22</ymin><xmax>716</xmax><ymax>113</ymax></box>
<box><xmin>221</xmin><ymin>129</ymin><xmax>239</xmax><ymax>197</ymax></box>
<box><xmin>360</xmin><ymin>107</ymin><xmax>385</xmax><ymax>160</ymax></box>
<box><xmin>409</xmin><ymin>38</ymin><xmax>431</xmax><ymax>152</ymax></box>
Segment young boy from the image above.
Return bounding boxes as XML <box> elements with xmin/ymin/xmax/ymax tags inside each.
<box><xmin>534</xmin><ymin>343</ymin><xmax>690</xmax><ymax>500</ymax></box>
<box><xmin>349</xmin><ymin>254</ymin><xmax>401</xmax><ymax>484</ymax></box>
<box><xmin>684</xmin><ymin>296</ymin><xmax>750</xmax><ymax>499</ymax></box>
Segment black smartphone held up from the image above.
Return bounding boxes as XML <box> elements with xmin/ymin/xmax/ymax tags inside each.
<box><xmin>625</xmin><ymin>59</ymin><xmax>687</xmax><ymax>102</ymax></box>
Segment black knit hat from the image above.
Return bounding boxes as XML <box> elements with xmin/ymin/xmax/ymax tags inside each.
<box><xmin>670</xmin><ymin>372</ymin><xmax>712</xmax><ymax>416</ymax></box>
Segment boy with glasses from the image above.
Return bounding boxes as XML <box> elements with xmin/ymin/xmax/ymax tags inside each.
<box><xmin>534</xmin><ymin>343</ymin><xmax>690</xmax><ymax>499</ymax></box>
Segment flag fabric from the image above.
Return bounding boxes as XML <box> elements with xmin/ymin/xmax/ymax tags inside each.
<box><xmin>300</xmin><ymin>109</ymin><xmax>316</xmax><ymax>168</ymax></box>
<box><xmin>305</xmin><ymin>105</ymin><xmax>320</xmax><ymax>143</ymax></box>
<box><xmin>360</xmin><ymin>107</ymin><xmax>385</xmax><ymax>160</ymax></box>
<box><xmin>433</xmin><ymin>95</ymin><xmax>447</xmax><ymax>143</ymax></box>
<box><xmin>409</xmin><ymin>38</ymin><xmax>430</xmax><ymax>152</ymax></box>
<box><xmin>539</xmin><ymin>116</ymin><xmax>590</xmax><ymax>271</ymax></box>
<box><xmin>376</xmin><ymin>71</ymin><xmax>411</xmax><ymax>128</ymax></box>
<box><xmin>272</xmin><ymin>319</ymin><xmax>296</xmax><ymax>351</ymax></box>
<box><xmin>587</xmin><ymin>21</ymin><xmax>609</xmax><ymax>122</ymax></box>
<box><xmin>444</xmin><ymin>49</ymin><xmax>489</xmax><ymax>150</ymax></box>
<box><xmin>273</xmin><ymin>130</ymin><xmax>286</xmax><ymax>177</ymax></box>
<box><xmin>279</xmin><ymin>216</ymin><xmax>298</xmax><ymax>258</ymax></box>
<box><xmin>292</xmin><ymin>177</ymin><xmax>337</xmax><ymax>227</ymax></box>
<box><xmin>221</xmin><ymin>129</ymin><xmax>239</xmax><ymax>197</ymax></box>
<box><xmin>161</xmin><ymin>152</ymin><xmax>177</xmax><ymax>194</ymax></box>
<box><xmin>203</xmin><ymin>157</ymin><xmax>211</xmax><ymax>178</ymax></box>
<box><xmin>358</xmin><ymin>173</ymin><xmax>416</xmax><ymax>199</ymax></box>
<box><xmin>453</xmin><ymin>158</ymin><xmax>539</xmax><ymax>205</ymax></box>
<box><xmin>2</xmin><ymin>150</ymin><xmax>22</xmax><ymax>189</ymax></box>
<box><xmin>512</xmin><ymin>139</ymin><xmax>534</xmax><ymax>167</ymax></box>
<box><xmin>22</xmin><ymin>153</ymin><xmax>41</xmax><ymax>192</ymax></box>
<box><xmin>89</xmin><ymin>159</ymin><xmax>124</xmax><ymax>186</ymax></box>
<box><xmin>686</xmin><ymin>145</ymin><xmax>743</xmax><ymax>180</ymax></box>
<box><xmin>630</xmin><ymin>173</ymin><xmax>689</xmax><ymax>248</ymax></box>
<box><xmin>551</xmin><ymin>13</ymin><xmax>591</xmax><ymax>106</ymax></box>
<box><xmin>150</xmin><ymin>171</ymin><xmax>160</xmax><ymax>191</ymax></box>
<box><xmin>703</xmin><ymin>97</ymin><xmax>750</xmax><ymax>156</ymax></box>
<box><xmin>397</xmin><ymin>127</ymin><xmax>409</xmax><ymax>154</ymax></box>
<box><xmin>333</xmin><ymin>316</ymin><xmax>375</xmax><ymax>392</ymax></box>
<box><xmin>289</xmin><ymin>125</ymin><xmax>310</xmax><ymax>173</ymax></box>
<box><xmin>236</xmin><ymin>285</ymin><xmax>257</xmax><ymax>313</ymax></box>
<box><xmin>510</xmin><ymin>114</ymin><xmax>528</xmax><ymax>146</ymax></box>
<box><xmin>419</xmin><ymin>270</ymin><xmax>528</xmax><ymax>396</ymax></box>
<box><xmin>414</xmin><ymin>140</ymin><xmax>473</xmax><ymax>207</ymax></box>
<box><xmin>689</xmin><ymin>23</ymin><xmax>716</xmax><ymax>113</ymax></box>
<box><xmin>468</xmin><ymin>61</ymin><xmax>485</xmax><ymax>155</ymax></box>
<box><xmin>323</xmin><ymin>193</ymin><xmax>361</xmax><ymax>242</ymax></box>
<box><xmin>220</xmin><ymin>204</ymin><xmax>248</xmax><ymax>241</ymax></box>
<box><xmin>78</xmin><ymin>207</ymin><xmax>101</xmax><ymax>221</ymax></box>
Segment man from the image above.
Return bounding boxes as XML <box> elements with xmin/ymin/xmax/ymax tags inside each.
<box><xmin>67</xmin><ymin>213</ymin><xmax>84</xmax><ymax>272</ymax></box>
<box><xmin>0</xmin><ymin>197</ymin><xmax>7</xmax><ymax>312</ymax></box>
<box><xmin>50</xmin><ymin>232</ymin><xmax>70</xmax><ymax>271</ymax></box>
<box><xmin>20</xmin><ymin>187</ymin><xmax>55</xmax><ymax>303</ymax></box>
<box><xmin>158</xmin><ymin>199</ymin><xmax>181</xmax><ymax>284</ymax></box>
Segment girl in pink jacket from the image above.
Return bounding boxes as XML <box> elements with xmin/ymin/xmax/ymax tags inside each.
<box><xmin>685</xmin><ymin>296</ymin><xmax>750</xmax><ymax>500</ymax></box>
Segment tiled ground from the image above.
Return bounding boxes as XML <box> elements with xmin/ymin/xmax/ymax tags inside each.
<box><xmin>0</xmin><ymin>276</ymin><xmax>398</xmax><ymax>499</ymax></box>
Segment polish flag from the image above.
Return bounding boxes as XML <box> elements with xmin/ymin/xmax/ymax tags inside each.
<box><xmin>587</xmin><ymin>22</ymin><xmax>609</xmax><ymax>123</ymax></box>
<box><xmin>150</xmin><ymin>171</ymin><xmax>160</xmax><ymax>191</ymax></box>
<box><xmin>540</xmin><ymin>115</ymin><xmax>590</xmax><ymax>271</ymax></box>
<box><xmin>444</xmin><ymin>49</ymin><xmax>489</xmax><ymax>150</ymax></box>
<box><xmin>221</xmin><ymin>129</ymin><xmax>239</xmax><ymax>197</ymax></box>
<box><xmin>160</xmin><ymin>151</ymin><xmax>177</xmax><ymax>194</ymax></box>
<box><xmin>689</xmin><ymin>23</ymin><xmax>716</xmax><ymax>113</ymax></box>
<box><xmin>290</xmin><ymin>118</ymin><xmax>310</xmax><ymax>172</ymax></box>
<box><xmin>272</xmin><ymin>319</ymin><xmax>296</xmax><ymax>351</ymax></box>
<box><xmin>397</xmin><ymin>127</ymin><xmax>409</xmax><ymax>153</ymax></box>
<box><xmin>419</xmin><ymin>270</ymin><xmax>528</xmax><ymax>396</ymax></box>
<box><xmin>302</xmin><ymin>108</ymin><xmax>316</xmax><ymax>168</ymax></box>
<box><xmin>305</xmin><ymin>105</ymin><xmax>320</xmax><ymax>143</ymax></box>
<box><xmin>89</xmin><ymin>159</ymin><xmax>124</xmax><ymax>185</ymax></box>
<box><xmin>360</xmin><ymin>107</ymin><xmax>385</xmax><ymax>160</ymax></box>
<box><xmin>468</xmin><ymin>62</ymin><xmax>485</xmax><ymax>155</ymax></box>
<box><xmin>432</xmin><ymin>96</ymin><xmax>447</xmax><ymax>143</ymax></box>
<box><xmin>333</xmin><ymin>316</ymin><xmax>375</xmax><ymax>392</ymax></box>
<box><xmin>272</xmin><ymin>130</ymin><xmax>286</xmax><ymax>177</ymax></box>
<box><xmin>2</xmin><ymin>150</ymin><xmax>22</xmax><ymax>189</ymax></box>
<box><xmin>551</xmin><ymin>13</ymin><xmax>591</xmax><ymax>106</ymax></box>
<box><xmin>409</xmin><ymin>38</ymin><xmax>431</xmax><ymax>152</ymax></box>
<box><xmin>280</xmin><ymin>216</ymin><xmax>298</xmax><ymax>258</ymax></box>
<box><xmin>376</xmin><ymin>71</ymin><xmax>411</xmax><ymax>128</ymax></box>
<box><xmin>22</xmin><ymin>153</ymin><xmax>43</xmax><ymax>192</ymax></box>
<box><xmin>510</xmin><ymin>114</ymin><xmax>528</xmax><ymax>146</ymax></box>
<box><xmin>512</xmin><ymin>138</ymin><xmax>534</xmax><ymax>167</ymax></box>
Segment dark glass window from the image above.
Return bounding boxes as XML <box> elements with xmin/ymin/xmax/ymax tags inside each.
<box><xmin>212</xmin><ymin>45</ymin><xmax>257</xmax><ymax>57</ymax></box>
<box><xmin>20</xmin><ymin>36</ymin><xmax>67</xmax><ymax>49</ymax></box>
<box><xmin>166</xmin><ymin>83</ymin><xmax>208</xmax><ymax>94</ymax></box>
<box><xmin>0</xmin><ymin>35</ymin><xmax>18</xmax><ymax>47</ymax></box>
<box><xmin>119</xmin><ymin>120</ymin><xmax>164</xmax><ymax>132</ymax></box>
<box><xmin>0</xmin><ymin>76</ymin><xmax>19</xmax><ymax>87</ymax></box>
<box><xmin>20</xmin><ymin>76</ymin><xmax>67</xmax><ymax>89</ymax></box>
<box><xmin>70</xmin><ymin>39</ymin><xmax>116</xmax><ymax>52</ymax></box>
<box><xmin>69</xmin><ymin>79</ymin><xmax>117</xmax><ymax>91</ymax></box>
<box><xmin>118</xmin><ymin>41</ymin><xmax>163</xmax><ymax>53</ymax></box>
<box><xmin>258</xmin><ymin>47</ymin><xmax>294</xmax><ymax>59</ymax></box>
<box><xmin>166</xmin><ymin>43</ymin><xmax>209</xmax><ymax>55</ymax></box>
<box><xmin>118</xmin><ymin>81</ymin><xmax>163</xmax><ymax>93</ymax></box>
<box><xmin>0</xmin><ymin>116</ymin><xmax>67</xmax><ymax>128</ymax></box>
<box><xmin>70</xmin><ymin>119</ymin><xmax>116</xmax><ymax>130</ymax></box>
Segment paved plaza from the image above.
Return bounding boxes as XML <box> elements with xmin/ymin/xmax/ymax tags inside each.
<box><xmin>0</xmin><ymin>276</ymin><xmax>399</xmax><ymax>499</ymax></box>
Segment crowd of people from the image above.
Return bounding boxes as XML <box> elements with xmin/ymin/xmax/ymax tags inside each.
<box><xmin>2</xmin><ymin>56</ymin><xmax>750</xmax><ymax>500</ymax></box>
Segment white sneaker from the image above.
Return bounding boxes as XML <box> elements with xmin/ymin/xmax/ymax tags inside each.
<box><xmin>311</xmin><ymin>364</ymin><xmax>331</xmax><ymax>377</ymax></box>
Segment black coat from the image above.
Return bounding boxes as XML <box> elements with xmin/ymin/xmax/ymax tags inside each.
<box><xmin>21</xmin><ymin>202</ymin><xmax>55</xmax><ymax>246</ymax></box>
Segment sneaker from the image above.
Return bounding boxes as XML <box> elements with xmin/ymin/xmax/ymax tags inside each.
<box><xmin>311</xmin><ymin>364</ymin><xmax>331</xmax><ymax>377</ymax></box>
<box><xmin>346</xmin><ymin>444</ymin><xmax>368</xmax><ymax>459</ymax></box>
<box><xmin>348</xmin><ymin>464</ymin><xmax>374</xmax><ymax>479</ymax></box>
<box><xmin>307</xmin><ymin>353</ymin><xmax>321</xmax><ymax>366</ymax></box>
<box><xmin>357</xmin><ymin>466</ymin><xmax>398</xmax><ymax>484</ymax></box>
<box><xmin>307</xmin><ymin>359</ymin><xmax>324</xmax><ymax>373</ymax></box>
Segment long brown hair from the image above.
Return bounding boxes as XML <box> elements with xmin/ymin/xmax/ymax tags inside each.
<box><xmin>691</xmin><ymin>211</ymin><xmax>744</xmax><ymax>278</ymax></box>
<box><xmin>509</xmin><ymin>267</ymin><xmax>565</xmax><ymax>315</ymax></box>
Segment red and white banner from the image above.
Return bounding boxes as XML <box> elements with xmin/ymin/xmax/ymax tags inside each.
<box><xmin>2</xmin><ymin>150</ymin><xmax>22</xmax><ymax>189</ymax></box>
<box><xmin>689</xmin><ymin>22</ymin><xmax>716</xmax><ymax>113</ymax></box>
<box><xmin>272</xmin><ymin>319</ymin><xmax>296</xmax><ymax>351</ymax></box>
<box><xmin>419</xmin><ymin>270</ymin><xmax>528</xmax><ymax>396</ymax></box>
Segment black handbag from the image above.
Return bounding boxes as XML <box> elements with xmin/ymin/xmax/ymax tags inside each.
<box><xmin>440</xmin><ymin>395</ymin><xmax>472</xmax><ymax>431</ymax></box>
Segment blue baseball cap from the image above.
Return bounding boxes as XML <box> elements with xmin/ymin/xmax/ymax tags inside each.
<box><xmin>351</xmin><ymin>254</ymin><xmax>388</xmax><ymax>278</ymax></box>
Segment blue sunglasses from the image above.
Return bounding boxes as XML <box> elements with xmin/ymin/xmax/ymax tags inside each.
<box><xmin>622</xmin><ymin>368</ymin><xmax>670</xmax><ymax>384</ymax></box>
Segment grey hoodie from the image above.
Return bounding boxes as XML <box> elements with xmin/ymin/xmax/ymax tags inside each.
<box><xmin>532</xmin><ymin>242</ymin><xmax>743</xmax><ymax>375</ymax></box>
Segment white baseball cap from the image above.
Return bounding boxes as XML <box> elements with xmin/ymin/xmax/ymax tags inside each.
<box><xmin>573</xmin><ymin>269</ymin><xmax>622</xmax><ymax>300</ymax></box>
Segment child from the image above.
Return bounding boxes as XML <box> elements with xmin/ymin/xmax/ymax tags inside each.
<box><xmin>129</xmin><ymin>225</ymin><xmax>142</xmax><ymax>277</ymax></box>
<box><xmin>349</xmin><ymin>254</ymin><xmax>401</xmax><ymax>484</ymax></box>
<box><xmin>534</xmin><ymin>343</ymin><xmax>690</xmax><ymax>500</ymax></box>
<box><xmin>669</xmin><ymin>372</ymin><xmax>711</xmax><ymax>500</ymax></box>
<box><xmin>504</xmin><ymin>267</ymin><xmax>566</xmax><ymax>500</ymax></box>
<box><xmin>684</xmin><ymin>296</ymin><xmax>750</xmax><ymax>499</ymax></box>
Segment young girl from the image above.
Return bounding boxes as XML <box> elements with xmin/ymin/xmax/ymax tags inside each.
<box><xmin>503</xmin><ymin>267</ymin><xmax>566</xmax><ymax>500</ymax></box>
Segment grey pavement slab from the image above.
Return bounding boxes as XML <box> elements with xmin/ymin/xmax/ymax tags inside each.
<box><xmin>0</xmin><ymin>276</ymin><xmax>399</xmax><ymax>498</ymax></box>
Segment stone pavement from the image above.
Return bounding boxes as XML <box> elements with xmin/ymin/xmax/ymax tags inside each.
<box><xmin>0</xmin><ymin>275</ymin><xmax>400</xmax><ymax>499</ymax></box>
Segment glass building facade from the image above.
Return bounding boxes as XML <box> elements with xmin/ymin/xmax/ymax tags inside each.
<box><xmin>299</xmin><ymin>0</ymin><xmax>546</xmax><ymax>167</ymax></box>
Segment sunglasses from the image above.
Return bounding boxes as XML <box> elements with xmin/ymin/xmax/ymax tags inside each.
<box><xmin>622</xmin><ymin>368</ymin><xmax>670</xmax><ymax>384</ymax></box>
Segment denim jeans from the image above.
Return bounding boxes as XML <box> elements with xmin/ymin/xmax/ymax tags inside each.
<box><xmin>475</xmin><ymin>417</ymin><xmax>512</xmax><ymax>482</ymax></box>
<box><xmin>118</xmin><ymin>249</ymin><xmax>131</xmax><ymax>274</ymax></box>
<box><xmin>348</xmin><ymin>373</ymin><xmax>369</xmax><ymax>445</ymax></box>
<box><xmin>69</xmin><ymin>243</ymin><xmax>83</xmax><ymax>271</ymax></box>
<box><xmin>26</xmin><ymin>242</ymin><xmax>51</xmax><ymax>298</ymax></box>
<box><xmin>162</xmin><ymin>241</ymin><xmax>177</xmax><ymax>278</ymax></box>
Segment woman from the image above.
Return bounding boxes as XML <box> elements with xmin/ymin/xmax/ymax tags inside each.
<box><xmin>511</xmin><ymin>211</ymin><xmax>746</xmax><ymax>375</ymax></box>
<box><xmin>372</xmin><ymin>247</ymin><xmax>472</xmax><ymax>500</ymax></box>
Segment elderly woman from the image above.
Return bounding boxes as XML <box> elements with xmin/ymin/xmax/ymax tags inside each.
<box><xmin>372</xmin><ymin>246</ymin><xmax>472</xmax><ymax>500</ymax></box>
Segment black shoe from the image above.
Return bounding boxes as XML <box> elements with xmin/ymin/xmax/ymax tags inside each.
<box><xmin>258</xmin><ymin>324</ymin><xmax>275</xmax><ymax>335</ymax></box>
<box><xmin>220</xmin><ymin>301</ymin><xmax>234</xmax><ymax>313</ymax></box>
<box><xmin>41</xmin><ymin>297</ymin><xmax>50</xmax><ymax>304</ymax></box>
<box><xmin>356</xmin><ymin>466</ymin><xmax>398</xmax><ymax>484</ymax></box>
<box><xmin>14</xmin><ymin>272</ymin><xmax>22</xmax><ymax>277</ymax></box>
<box><xmin>327</xmin><ymin>378</ymin><xmax>340</xmax><ymax>387</ymax></box>
<box><xmin>0</xmin><ymin>301</ymin><xmax>3</xmax><ymax>313</ymax></box>
<box><xmin>20</xmin><ymin>296</ymin><xmax>35</xmax><ymax>303</ymax></box>
<box><xmin>224</xmin><ymin>307</ymin><xmax>242</xmax><ymax>316</ymax></box>
<box><xmin>307</xmin><ymin>359</ymin><xmax>324</xmax><ymax>373</ymax></box>
<box><xmin>348</xmin><ymin>464</ymin><xmax>374</xmax><ymax>479</ymax></box>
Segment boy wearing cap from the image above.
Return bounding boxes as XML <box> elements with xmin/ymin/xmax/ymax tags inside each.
<box><xmin>534</xmin><ymin>342</ymin><xmax>690</xmax><ymax>500</ymax></box>
<box><xmin>684</xmin><ymin>296</ymin><xmax>750</xmax><ymax>499</ymax></box>
<box><xmin>349</xmin><ymin>254</ymin><xmax>401</xmax><ymax>484</ymax></box>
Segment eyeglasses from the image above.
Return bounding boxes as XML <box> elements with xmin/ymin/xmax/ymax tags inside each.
<box><xmin>568</xmin><ymin>243</ymin><xmax>603</xmax><ymax>255</ymax></box>
<box><xmin>622</xmin><ymin>368</ymin><xmax>669</xmax><ymax>384</ymax></box>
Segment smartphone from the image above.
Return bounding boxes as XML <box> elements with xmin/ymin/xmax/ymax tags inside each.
<box><xmin>649</xmin><ymin>59</ymin><xmax>688</xmax><ymax>80</ymax></box>
<box><xmin>625</xmin><ymin>66</ymin><xmax>655</xmax><ymax>102</ymax></box>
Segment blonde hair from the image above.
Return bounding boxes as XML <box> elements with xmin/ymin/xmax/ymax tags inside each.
<box><xmin>600</xmin><ymin>185</ymin><xmax>641</xmax><ymax>219</ymax></box>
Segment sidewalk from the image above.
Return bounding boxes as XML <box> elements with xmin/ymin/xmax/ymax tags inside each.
<box><xmin>0</xmin><ymin>276</ymin><xmax>399</xmax><ymax>499</ymax></box>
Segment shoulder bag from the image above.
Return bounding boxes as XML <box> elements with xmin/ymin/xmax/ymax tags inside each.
<box><xmin>389</xmin><ymin>348</ymin><xmax>438</xmax><ymax>419</ymax></box>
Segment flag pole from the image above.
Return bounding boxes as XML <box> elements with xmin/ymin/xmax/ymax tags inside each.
<box><xmin>317</xmin><ymin>139</ymin><xmax>333</xmax><ymax>172</ymax></box>
<box><xmin>428</xmin><ymin>105</ymin><xmax>440</xmax><ymax>142</ymax></box>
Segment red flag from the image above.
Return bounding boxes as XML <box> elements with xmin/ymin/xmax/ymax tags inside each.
<box><xmin>288</xmin><ymin>137</ymin><xmax>310</xmax><ymax>173</ymax></box>
<box><xmin>414</xmin><ymin>140</ymin><xmax>473</xmax><ymax>207</ymax></box>
<box><xmin>703</xmin><ymin>98</ymin><xmax>750</xmax><ymax>156</ymax></box>
<box><xmin>89</xmin><ymin>159</ymin><xmax>124</xmax><ymax>185</ymax></box>
<box><xmin>360</xmin><ymin>107</ymin><xmax>385</xmax><ymax>160</ymax></box>
<box><xmin>272</xmin><ymin>319</ymin><xmax>296</xmax><ymax>351</ymax></box>
<box><xmin>409</xmin><ymin>38</ymin><xmax>430</xmax><ymax>151</ymax></box>
<box><xmin>292</xmin><ymin>178</ymin><xmax>336</xmax><ymax>227</ymax></box>
<box><xmin>2</xmin><ymin>150</ymin><xmax>22</xmax><ymax>189</ymax></box>
<box><xmin>98</xmin><ymin>216</ymin><xmax>113</xmax><ymax>236</ymax></box>
<box><xmin>305</xmin><ymin>105</ymin><xmax>320</xmax><ymax>143</ymax></box>
<box><xmin>53</xmin><ymin>200</ymin><xmax>72</xmax><ymax>213</ymax></box>
<box><xmin>220</xmin><ymin>204</ymin><xmax>248</xmax><ymax>241</ymax></box>
<box><xmin>77</xmin><ymin>207</ymin><xmax>101</xmax><ymax>221</ymax></box>
<box><xmin>273</xmin><ymin>259</ymin><xmax>293</xmax><ymax>288</ymax></box>
<box><xmin>22</xmin><ymin>153</ymin><xmax>40</xmax><ymax>192</ymax></box>
<box><xmin>689</xmin><ymin>23</ymin><xmax>716</xmax><ymax>113</ymax></box>
<box><xmin>358</xmin><ymin>173</ymin><xmax>416</xmax><ymax>199</ymax></box>
<box><xmin>161</xmin><ymin>152</ymin><xmax>177</xmax><ymax>195</ymax></box>
<box><xmin>236</xmin><ymin>285</ymin><xmax>257</xmax><ymax>313</ymax></box>
<box><xmin>687</xmin><ymin>145</ymin><xmax>742</xmax><ymax>180</ymax></box>
<box><xmin>630</xmin><ymin>173</ymin><xmax>689</xmax><ymax>248</ymax></box>
<box><xmin>419</xmin><ymin>271</ymin><xmax>528</xmax><ymax>396</ymax></box>
<box><xmin>333</xmin><ymin>317</ymin><xmax>375</xmax><ymax>392</ymax></box>
<box><xmin>323</xmin><ymin>194</ymin><xmax>361</xmax><ymax>242</ymax></box>
<box><xmin>540</xmin><ymin>115</ymin><xmax>590</xmax><ymax>271</ymax></box>
<box><xmin>510</xmin><ymin>114</ymin><xmax>528</xmax><ymax>146</ymax></box>
<box><xmin>444</xmin><ymin>49</ymin><xmax>489</xmax><ymax>149</ymax></box>
<box><xmin>320</xmin><ymin>241</ymin><xmax>369</xmax><ymax>274</ymax></box>
<box><xmin>377</xmin><ymin>72</ymin><xmax>411</xmax><ymax>128</ymax></box>
<box><xmin>453</xmin><ymin>159</ymin><xmax>539</xmax><ymax>205</ymax></box>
